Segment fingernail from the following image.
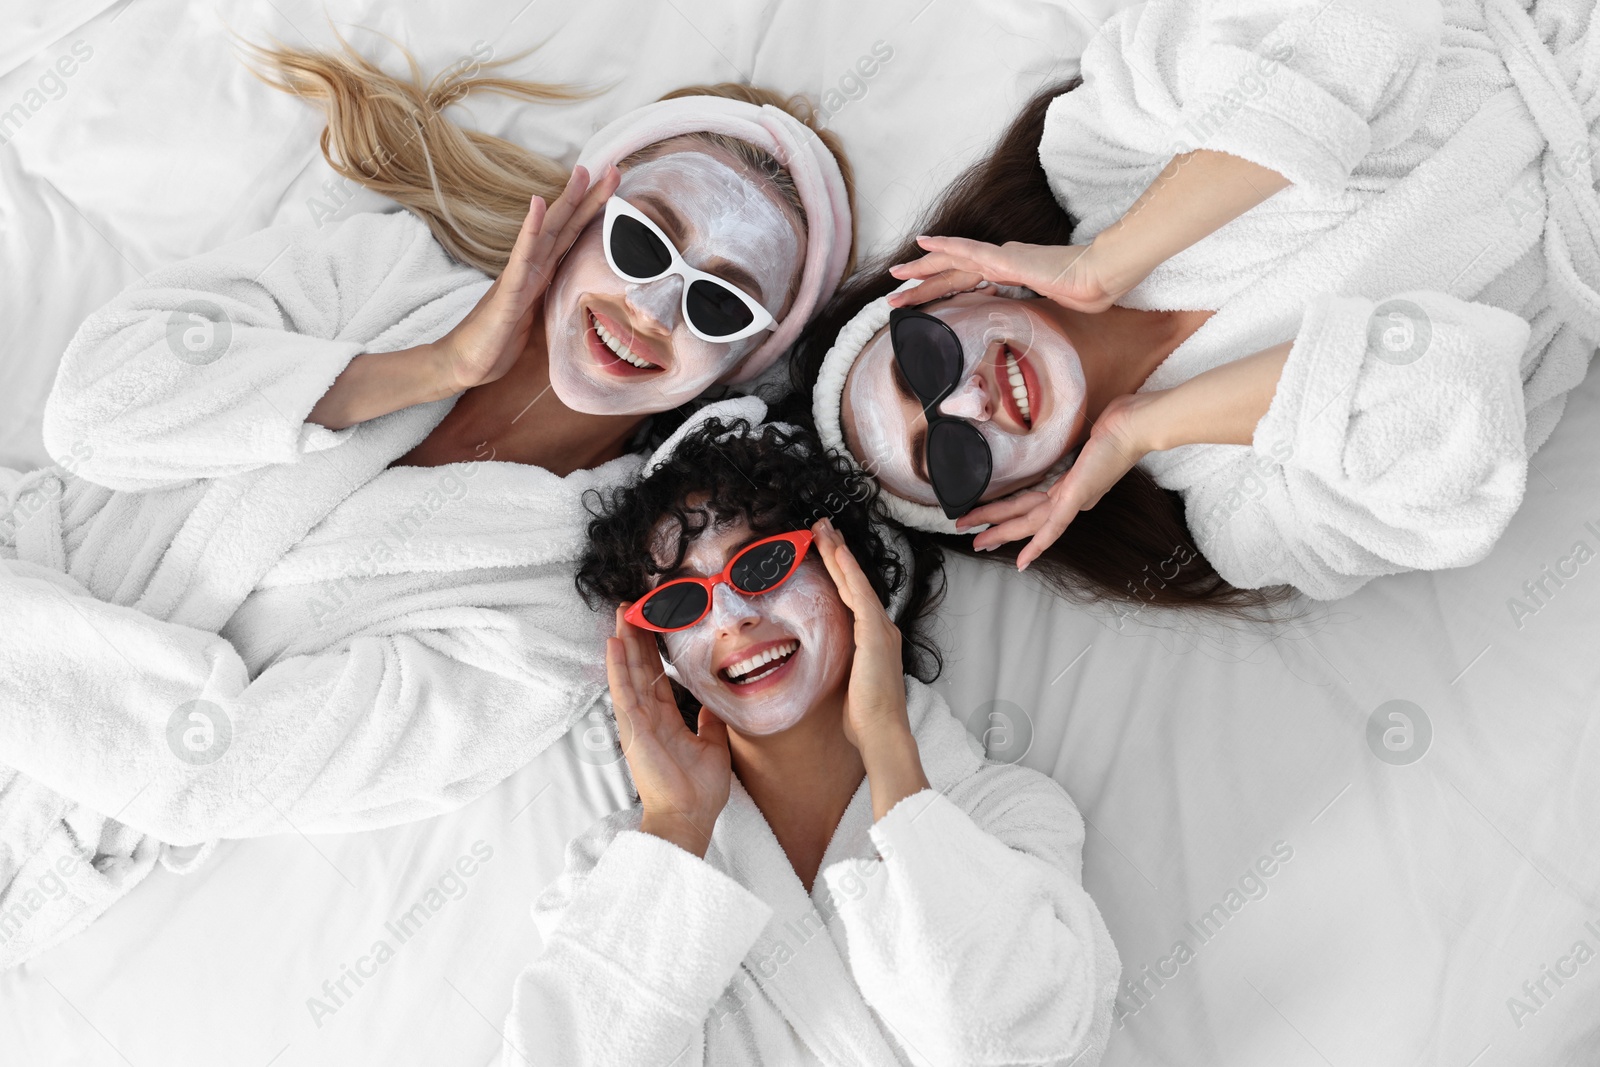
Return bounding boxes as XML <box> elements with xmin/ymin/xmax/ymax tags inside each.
<box><xmin>975</xmin><ymin>280</ymin><xmax>990</xmax><ymax>288</ymax></box>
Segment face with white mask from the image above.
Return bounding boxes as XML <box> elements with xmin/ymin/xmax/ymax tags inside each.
<box><xmin>840</xmin><ymin>290</ymin><xmax>1088</xmax><ymax>507</ymax></box>
<box><xmin>649</xmin><ymin>511</ymin><xmax>852</xmax><ymax>737</ymax></box>
<box><xmin>545</xmin><ymin>140</ymin><xmax>805</xmax><ymax>416</ymax></box>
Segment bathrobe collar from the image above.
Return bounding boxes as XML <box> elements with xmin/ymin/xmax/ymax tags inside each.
<box><xmin>133</xmin><ymin>394</ymin><xmax>457</xmax><ymax>629</ymax></box>
<box><xmin>706</xmin><ymin>679</ymin><xmax>985</xmax><ymax>1066</ymax></box>
<box><xmin>133</xmin><ymin>393</ymin><xmax>645</xmax><ymax>623</ymax></box>
<box><xmin>253</xmin><ymin>446</ymin><xmax>644</xmax><ymax>587</ymax></box>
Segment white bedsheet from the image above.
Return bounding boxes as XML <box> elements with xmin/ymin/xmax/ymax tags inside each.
<box><xmin>1</xmin><ymin>1</ymin><xmax>1597</xmax><ymax>1065</ymax></box>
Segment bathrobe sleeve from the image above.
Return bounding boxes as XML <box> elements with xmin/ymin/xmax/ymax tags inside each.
<box><xmin>501</xmin><ymin>811</ymin><xmax>774</xmax><ymax>1067</ymax></box>
<box><xmin>1042</xmin><ymin>0</ymin><xmax>1443</xmax><ymax>204</ymax></box>
<box><xmin>1176</xmin><ymin>290</ymin><xmax>1534</xmax><ymax>599</ymax></box>
<box><xmin>42</xmin><ymin>210</ymin><xmax>489</xmax><ymax>492</ymax></box>
<box><xmin>822</xmin><ymin>776</ymin><xmax>1120</xmax><ymax>1067</ymax></box>
<box><xmin>0</xmin><ymin>555</ymin><xmax>604</xmax><ymax>841</ymax></box>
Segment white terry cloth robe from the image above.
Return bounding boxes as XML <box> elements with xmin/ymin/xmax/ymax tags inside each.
<box><xmin>498</xmin><ymin>677</ymin><xmax>1122</xmax><ymax>1067</ymax></box>
<box><xmin>0</xmin><ymin>210</ymin><xmax>641</xmax><ymax>968</ymax></box>
<box><xmin>1038</xmin><ymin>0</ymin><xmax>1600</xmax><ymax>598</ymax></box>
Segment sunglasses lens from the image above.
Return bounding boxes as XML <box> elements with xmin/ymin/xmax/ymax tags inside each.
<box><xmin>891</xmin><ymin>314</ymin><xmax>964</xmax><ymax>402</ymax></box>
<box><xmin>729</xmin><ymin>539</ymin><xmax>798</xmax><ymax>594</ymax></box>
<box><xmin>638</xmin><ymin>582</ymin><xmax>710</xmax><ymax>630</ymax></box>
<box><xmin>927</xmin><ymin>421</ymin><xmax>992</xmax><ymax>514</ymax></box>
<box><xmin>609</xmin><ymin>214</ymin><xmax>672</xmax><ymax>279</ymax></box>
<box><xmin>686</xmin><ymin>279</ymin><xmax>756</xmax><ymax>339</ymax></box>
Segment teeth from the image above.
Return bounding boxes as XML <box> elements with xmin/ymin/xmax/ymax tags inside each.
<box><xmin>1005</xmin><ymin>350</ymin><xmax>1031</xmax><ymax>425</ymax></box>
<box><xmin>592</xmin><ymin>313</ymin><xmax>654</xmax><ymax>369</ymax></box>
<box><xmin>724</xmin><ymin>640</ymin><xmax>799</xmax><ymax>682</ymax></box>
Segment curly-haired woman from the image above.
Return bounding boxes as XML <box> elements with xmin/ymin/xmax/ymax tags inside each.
<box><xmin>496</xmin><ymin>402</ymin><xmax>1120</xmax><ymax>1066</ymax></box>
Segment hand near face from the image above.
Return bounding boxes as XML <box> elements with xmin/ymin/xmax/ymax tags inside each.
<box><xmin>887</xmin><ymin>237</ymin><xmax>1125</xmax><ymax>314</ymax></box>
<box><xmin>437</xmin><ymin>164</ymin><xmax>622</xmax><ymax>393</ymax></box>
<box><xmin>957</xmin><ymin>392</ymin><xmax>1154</xmax><ymax>569</ymax></box>
<box><xmin>607</xmin><ymin>606</ymin><xmax>731</xmax><ymax>858</ymax></box>
<box><xmin>810</xmin><ymin>519</ymin><xmax>907</xmax><ymax>746</ymax></box>
<box><xmin>811</xmin><ymin>519</ymin><xmax>930</xmax><ymax>819</ymax></box>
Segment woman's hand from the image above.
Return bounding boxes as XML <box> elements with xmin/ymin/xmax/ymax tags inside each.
<box><xmin>887</xmin><ymin>152</ymin><xmax>1290</xmax><ymax>319</ymax></box>
<box><xmin>810</xmin><ymin>518</ymin><xmax>908</xmax><ymax>746</ymax></box>
<box><xmin>305</xmin><ymin>167</ymin><xmax>619</xmax><ymax>431</ymax></box>
<box><xmin>887</xmin><ymin>237</ymin><xmax>1131</xmax><ymax>314</ymax></box>
<box><xmin>957</xmin><ymin>392</ymin><xmax>1156</xmax><ymax>570</ymax></box>
<box><xmin>607</xmin><ymin>606</ymin><xmax>731</xmax><ymax>858</ymax></box>
<box><xmin>436</xmin><ymin>164</ymin><xmax>622</xmax><ymax>393</ymax></box>
<box><xmin>957</xmin><ymin>338</ymin><xmax>1294</xmax><ymax>569</ymax></box>
<box><xmin>811</xmin><ymin>518</ymin><xmax>929</xmax><ymax>820</ymax></box>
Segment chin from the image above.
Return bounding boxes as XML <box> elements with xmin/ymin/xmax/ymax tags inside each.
<box><xmin>724</xmin><ymin>713</ymin><xmax>806</xmax><ymax>738</ymax></box>
<box><xmin>546</xmin><ymin>355</ymin><xmax>649</xmax><ymax>417</ymax></box>
<box><xmin>712</xmin><ymin>692</ymin><xmax>811</xmax><ymax>736</ymax></box>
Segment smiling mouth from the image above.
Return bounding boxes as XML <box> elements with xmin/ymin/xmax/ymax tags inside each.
<box><xmin>586</xmin><ymin>308</ymin><xmax>662</xmax><ymax>373</ymax></box>
<box><xmin>720</xmin><ymin>639</ymin><xmax>799</xmax><ymax>686</ymax></box>
<box><xmin>999</xmin><ymin>345</ymin><xmax>1034</xmax><ymax>429</ymax></box>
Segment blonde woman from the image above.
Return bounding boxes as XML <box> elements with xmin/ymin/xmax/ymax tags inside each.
<box><xmin>0</xmin><ymin>37</ymin><xmax>854</xmax><ymax>968</ymax></box>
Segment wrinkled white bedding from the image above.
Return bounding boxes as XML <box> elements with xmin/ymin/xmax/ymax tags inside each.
<box><xmin>0</xmin><ymin>1</ymin><xmax>1596</xmax><ymax>1065</ymax></box>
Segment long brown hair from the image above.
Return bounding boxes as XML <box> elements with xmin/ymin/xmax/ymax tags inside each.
<box><xmin>794</xmin><ymin>80</ymin><xmax>1287</xmax><ymax>615</ymax></box>
<box><xmin>235</xmin><ymin>29</ymin><xmax>854</xmax><ymax>278</ymax></box>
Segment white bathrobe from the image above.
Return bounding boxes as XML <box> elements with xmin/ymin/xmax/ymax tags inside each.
<box><xmin>0</xmin><ymin>210</ymin><xmax>641</xmax><ymax>968</ymax></box>
<box><xmin>498</xmin><ymin>678</ymin><xmax>1121</xmax><ymax>1067</ymax></box>
<box><xmin>1039</xmin><ymin>0</ymin><xmax>1600</xmax><ymax>598</ymax></box>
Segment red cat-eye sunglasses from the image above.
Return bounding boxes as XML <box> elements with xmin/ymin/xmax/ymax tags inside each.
<box><xmin>624</xmin><ymin>530</ymin><xmax>815</xmax><ymax>633</ymax></box>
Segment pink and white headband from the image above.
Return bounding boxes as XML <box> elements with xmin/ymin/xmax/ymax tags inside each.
<box><xmin>576</xmin><ymin>95</ymin><xmax>854</xmax><ymax>385</ymax></box>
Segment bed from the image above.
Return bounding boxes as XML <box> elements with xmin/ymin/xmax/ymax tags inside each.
<box><xmin>1</xmin><ymin>1</ymin><xmax>1597</xmax><ymax>1064</ymax></box>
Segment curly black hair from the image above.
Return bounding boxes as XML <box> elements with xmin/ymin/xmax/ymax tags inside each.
<box><xmin>576</xmin><ymin>413</ymin><xmax>946</xmax><ymax>727</ymax></box>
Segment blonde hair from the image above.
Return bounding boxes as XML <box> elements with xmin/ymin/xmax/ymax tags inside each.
<box><xmin>237</xmin><ymin>30</ymin><xmax>855</xmax><ymax>278</ymax></box>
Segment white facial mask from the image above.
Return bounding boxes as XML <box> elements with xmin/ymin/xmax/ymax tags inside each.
<box><xmin>844</xmin><ymin>295</ymin><xmax>1085</xmax><ymax>506</ymax></box>
<box><xmin>655</xmin><ymin>519</ymin><xmax>852</xmax><ymax>736</ymax></box>
<box><xmin>545</xmin><ymin>149</ymin><xmax>803</xmax><ymax>416</ymax></box>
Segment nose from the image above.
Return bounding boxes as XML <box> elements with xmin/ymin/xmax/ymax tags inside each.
<box><xmin>937</xmin><ymin>373</ymin><xmax>991</xmax><ymax>422</ymax></box>
<box><xmin>624</xmin><ymin>275</ymin><xmax>682</xmax><ymax>336</ymax></box>
<box><xmin>708</xmin><ymin>581</ymin><xmax>761</xmax><ymax>637</ymax></box>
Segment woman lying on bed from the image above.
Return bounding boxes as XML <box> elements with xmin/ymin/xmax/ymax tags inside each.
<box><xmin>0</xmin><ymin>39</ymin><xmax>853</xmax><ymax>968</ymax></box>
<box><xmin>498</xmin><ymin>402</ymin><xmax>1119</xmax><ymax>1066</ymax></box>
<box><xmin>804</xmin><ymin>0</ymin><xmax>1600</xmax><ymax>605</ymax></box>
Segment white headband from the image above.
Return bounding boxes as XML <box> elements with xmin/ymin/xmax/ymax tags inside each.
<box><xmin>576</xmin><ymin>96</ymin><xmax>853</xmax><ymax>386</ymax></box>
<box><xmin>642</xmin><ymin>397</ymin><xmax>915</xmax><ymax>623</ymax></box>
<box><xmin>812</xmin><ymin>281</ymin><xmax>1055</xmax><ymax>534</ymax></box>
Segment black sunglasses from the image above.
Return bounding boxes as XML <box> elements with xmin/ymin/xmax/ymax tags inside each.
<box><xmin>888</xmin><ymin>307</ymin><xmax>993</xmax><ymax>519</ymax></box>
